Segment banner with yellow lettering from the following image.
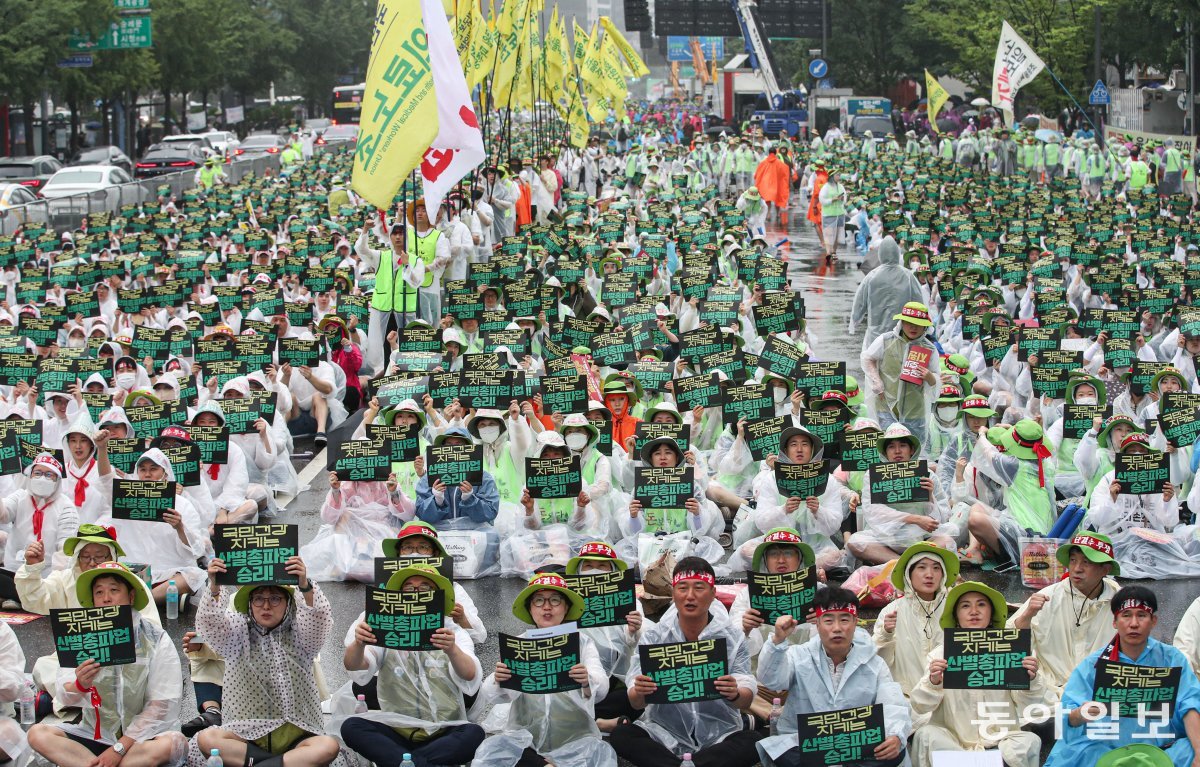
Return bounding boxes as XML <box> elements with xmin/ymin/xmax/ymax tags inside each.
<box><xmin>599</xmin><ymin>17</ymin><xmax>648</xmax><ymax>78</ymax></box>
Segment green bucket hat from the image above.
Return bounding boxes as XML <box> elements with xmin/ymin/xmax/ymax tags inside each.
<box><xmin>566</xmin><ymin>541</ymin><xmax>629</xmax><ymax>574</ymax></box>
<box><xmin>943</xmin><ymin>353</ymin><xmax>975</xmax><ymax>391</ymax></box>
<box><xmin>64</xmin><ymin>523</ymin><xmax>126</xmax><ymax>558</ymax></box>
<box><xmin>1098</xmin><ymin>414</ymin><xmax>1143</xmax><ymax>450</ymax></box>
<box><xmin>76</xmin><ymin>562</ymin><xmax>149</xmax><ymax>611</ymax></box>
<box><xmin>1096</xmin><ymin>744</ymin><xmax>1173</xmax><ymax>767</ymax></box>
<box><xmin>893</xmin><ymin>301</ymin><xmax>933</xmax><ymax>327</ymax></box>
<box><xmin>233</xmin><ymin>583</ymin><xmax>297</xmax><ymax>614</ymax></box>
<box><xmin>382</xmin><ymin>522</ymin><xmax>449</xmax><ymax>558</ymax></box>
<box><xmin>844</xmin><ymin>375</ymin><xmax>865</xmax><ymax>408</ymax></box>
<box><xmin>936</xmin><ymin>384</ymin><xmax>964</xmax><ymax>405</ymax></box>
<box><xmin>1003</xmin><ymin>419</ymin><xmax>1051</xmax><ymax>462</ymax></box>
<box><xmin>512</xmin><ymin>572</ymin><xmax>586</xmax><ymax>625</ymax></box>
<box><xmin>1055</xmin><ymin>532</ymin><xmax>1120</xmax><ymax>577</ymax></box>
<box><xmin>384</xmin><ymin>563</ymin><xmax>456</xmax><ymax>614</ymax></box>
<box><xmin>877</xmin><ymin>423</ymin><xmax>921</xmax><ymax>458</ymax></box>
<box><xmin>602</xmin><ymin>377</ymin><xmax>639</xmax><ymax>404</ymax></box>
<box><xmin>890</xmin><ymin>542</ymin><xmax>960</xmax><ymax>592</ymax></box>
<box><xmin>959</xmin><ymin>396</ymin><xmax>997</xmax><ymax>420</ymax></box>
<box><xmin>940</xmin><ymin>581</ymin><xmax>1008</xmax><ymax>629</ymax></box>
<box><xmin>751</xmin><ymin>528</ymin><xmax>816</xmax><ymax>572</ymax></box>
<box><xmin>1066</xmin><ymin>373</ymin><xmax>1107</xmax><ymax>405</ymax></box>
<box><xmin>1149</xmin><ymin>367</ymin><xmax>1187</xmax><ymax>394</ymax></box>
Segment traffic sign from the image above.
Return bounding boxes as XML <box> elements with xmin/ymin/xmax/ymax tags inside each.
<box><xmin>1089</xmin><ymin>80</ymin><xmax>1110</xmax><ymax>106</ymax></box>
<box><xmin>808</xmin><ymin>58</ymin><xmax>828</xmax><ymax>79</ymax></box>
<box><xmin>68</xmin><ymin>16</ymin><xmax>153</xmax><ymax>51</ymax></box>
<box><xmin>57</xmin><ymin>55</ymin><xmax>94</xmax><ymax>69</ymax></box>
<box><xmin>114</xmin><ymin>0</ymin><xmax>150</xmax><ymax>8</ymax></box>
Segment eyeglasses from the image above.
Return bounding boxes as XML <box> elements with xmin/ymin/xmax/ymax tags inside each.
<box><xmin>29</xmin><ymin>471</ymin><xmax>57</xmax><ymax>480</ymax></box>
<box><xmin>401</xmin><ymin>584</ymin><xmax>435</xmax><ymax>594</ymax></box>
<box><xmin>250</xmin><ymin>594</ymin><xmax>287</xmax><ymax>607</ymax></box>
<box><xmin>398</xmin><ymin>544</ymin><xmax>435</xmax><ymax>556</ymax></box>
<box><xmin>530</xmin><ymin>595</ymin><xmax>566</xmax><ymax>608</ymax></box>
<box><xmin>78</xmin><ymin>554</ymin><xmax>111</xmax><ymax>565</ymax></box>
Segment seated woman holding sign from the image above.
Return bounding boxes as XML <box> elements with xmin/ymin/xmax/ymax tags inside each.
<box><xmin>847</xmin><ymin>423</ymin><xmax>953</xmax><ymax>565</ymax></box>
<box><xmin>337</xmin><ymin>564</ymin><xmax>485</xmax><ymax>767</ymax></box>
<box><xmin>908</xmin><ymin>581</ymin><xmax>1048</xmax><ymax>767</ymax></box>
<box><xmin>517</xmin><ymin>432</ymin><xmax>597</xmax><ymax>533</ymax></box>
<box><xmin>471</xmin><ymin>572</ymin><xmax>613</xmax><ymax>767</ymax></box>
<box><xmin>379</xmin><ymin>523</ymin><xmax>487</xmax><ymax>643</ymax></box>
<box><xmin>95</xmin><ymin>437</ymin><xmax>207</xmax><ymax>606</ymax></box>
<box><xmin>755</xmin><ymin>586</ymin><xmax>910</xmax><ymax>767</ymax></box>
<box><xmin>192</xmin><ymin>555</ymin><xmax>342</xmax><ymax>767</ymax></box>
<box><xmin>1044</xmin><ymin>585</ymin><xmax>1200</xmax><ymax>766</ymax></box>
<box><xmin>28</xmin><ymin>562</ymin><xmax>186</xmax><ymax>767</ymax></box>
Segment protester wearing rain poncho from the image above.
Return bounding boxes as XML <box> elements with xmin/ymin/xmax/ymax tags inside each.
<box><xmin>335</xmin><ymin>564</ymin><xmax>485</xmax><ymax>767</ymax></box>
<box><xmin>934</xmin><ymin>395</ymin><xmax>997</xmax><ymax>499</ymax></box>
<box><xmin>192</xmin><ymin>555</ymin><xmax>343</xmax><ymax>767</ymax></box>
<box><xmin>848</xmin><ymin>236</ymin><xmax>924</xmax><ymax>352</ymax></box>
<box><xmin>909</xmin><ymin>582</ymin><xmax>1049</xmax><ymax>767</ymax></box>
<box><xmin>1006</xmin><ymin>532</ymin><xmax>1120</xmax><ymax>700</ymax></box>
<box><xmin>727</xmin><ymin>425</ymin><xmax>847</xmax><ymax>572</ymax></box>
<box><xmin>28</xmin><ymin>563</ymin><xmax>185</xmax><ymax>767</ymax></box>
<box><xmin>754</xmin><ymin>586</ymin><xmax>910</xmax><ymax>767</ymax></box>
<box><xmin>1044</xmin><ymin>585</ymin><xmax>1200</xmax><ymax>767</ymax></box>
<box><xmin>872</xmin><ymin>543</ymin><xmax>959</xmax><ymax>722</ymax></box>
<box><xmin>61</xmin><ymin>415</ymin><xmax>108</xmax><ymax>524</ymax></box>
<box><xmin>558</xmin><ymin>414</ymin><xmax>621</xmax><ymax>540</ymax></box>
<box><xmin>861</xmin><ymin>301</ymin><xmax>942</xmax><ymax>447</ymax></box>
<box><xmin>471</xmin><ymin>573</ymin><xmax>614</xmax><ymax>767</ymax></box>
<box><xmin>1074</xmin><ymin>414</ymin><xmax>1144</xmax><ymax>503</ymax></box>
<box><xmin>1043</xmin><ymin>373</ymin><xmax>1108</xmax><ymax>498</ymax></box>
<box><xmin>0</xmin><ymin>452</ymin><xmax>79</xmax><ymax>576</ymax></box>
<box><xmin>847</xmin><ymin>423</ymin><xmax>954</xmax><ymax>565</ymax></box>
<box><xmin>611</xmin><ymin>558</ymin><xmax>761</xmax><ymax>767</ymax></box>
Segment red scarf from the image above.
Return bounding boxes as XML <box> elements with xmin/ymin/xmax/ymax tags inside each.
<box><xmin>69</xmin><ymin>458</ymin><xmax>96</xmax><ymax>508</ymax></box>
<box><xmin>208</xmin><ymin>463</ymin><xmax>221</xmax><ymax>481</ymax></box>
<box><xmin>30</xmin><ymin>498</ymin><xmax>51</xmax><ymax>542</ymax></box>
<box><xmin>1014</xmin><ymin>433</ymin><xmax>1052</xmax><ymax>487</ymax></box>
<box><xmin>82</xmin><ymin>684</ymin><xmax>102</xmax><ymax>739</ymax></box>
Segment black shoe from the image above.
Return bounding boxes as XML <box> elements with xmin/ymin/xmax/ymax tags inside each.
<box><xmin>314</xmin><ymin>432</ymin><xmax>327</xmax><ymax>449</ymax></box>
<box><xmin>182</xmin><ymin>707</ymin><xmax>222</xmax><ymax>738</ymax></box>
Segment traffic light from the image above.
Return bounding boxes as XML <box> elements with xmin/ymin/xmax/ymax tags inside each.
<box><xmin>624</xmin><ymin>0</ymin><xmax>650</xmax><ymax>31</ymax></box>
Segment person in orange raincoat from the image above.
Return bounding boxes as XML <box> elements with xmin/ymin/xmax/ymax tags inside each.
<box><xmin>807</xmin><ymin>160</ymin><xmax>829</xmax><ymax>242</ymax></box>
<box><xmin>602</xmin><ymin>378</ymin><xmax>641</xmax><ymax>451</ymax></box>
<box><xmin>753</xmin><ymin>147</ymin><xmax>791</xmax><ymax>223</ymax></box>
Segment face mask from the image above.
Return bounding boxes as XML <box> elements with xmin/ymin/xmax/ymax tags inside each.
<box><xmin>67</xmin><ymin>337</ymin><xmax>86</xmax><ymax>349</ymax></box>
<box><xmin>579</xmin><ymin>565</ymin><xmax>610</xmax><ymax>575</ymax></box>
<box><xmin>1075</xmin><ymin>396</ymin><xmax>1098</xmax><ymax>406</ymax></box>
<box><xmin>936</xmin><ymin>406</ymin><xmax>959</xmax><ymax>422</ymax></box>
<box><xmin>773</xmin><ymin>388</ymin><xmax>788</xmax><ymax>404</ymax></box>
<box><xmin>29</xmin><ymin>476</ymin><xmax>56</xmax><ymax>498</ymax></box>
<box><xmin>115</xmin><ymin>372</ymin><xmax>136</xmax><ymax>389</ymax></box>
<box><xmin>478</xmin><ymin>426</ymin><xmax>501</xmax><ymax>443</ymax></box>
<box><xmin>566</xmin><ymin>433</ymin><xmax>589</xmax><ymax>451</ymax></box>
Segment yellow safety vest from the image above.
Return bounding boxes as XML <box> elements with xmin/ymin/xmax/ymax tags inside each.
<box><xmin>409</xmin><ymin>227</ymin><xmax>442</xmax><ymax>289</ymax></box>
<box><xmin>370</xmin><ymin>246</ymin><xmax>419</xmax><ymax>314</ymax></box>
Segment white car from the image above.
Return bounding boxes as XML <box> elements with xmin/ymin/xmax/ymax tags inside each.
<box><xmin>39</xmin><ymin>165</ymin><xmax>134</xmax><ymax>200</ymax></box>
<box><xmin>161</xmin><ymin>134</ymin><xmax>217</xmax><ymax>158</ymax></box>
<box><xmin>200</xmin><ymin>130</ymin><xmax>240</xmax><ymax>157</ymax></box>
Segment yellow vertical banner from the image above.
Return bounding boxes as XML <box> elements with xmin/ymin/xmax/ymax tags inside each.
<box><xmin>351</xmin><ymin>0</ymin><xmax>438</xmax><ymax>210</ymax></box>
<box><xmin>599</xmin><ymin>17</ymin><xmax>649</xmax><ymax>78</ymax></box>
<box><xmin>925</xmin><ymin>69</ymin><xmax>950</xmax><ymax>133</ymax></box>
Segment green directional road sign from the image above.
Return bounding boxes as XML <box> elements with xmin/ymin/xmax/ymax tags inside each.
<box><xmin>68</xmin><ymin>16</ymin><xmax>153</xmax><ymax>51</ymax></box>
<box><xmin>114</xmin><ymin>0</ymin><xmax>150</xmax><ymax>8</ymax></box>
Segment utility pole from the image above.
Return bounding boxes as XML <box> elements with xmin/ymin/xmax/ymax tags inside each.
<box><xmin>1094</xmin><ymin>4</ymin><xmax>1104</xmax><ymax>146</ymax></box>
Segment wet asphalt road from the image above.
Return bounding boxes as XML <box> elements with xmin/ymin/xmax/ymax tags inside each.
<box><xmin>10</xmin><ymin>205</ymin><xmax>1200</xmax><ymax>759</ymax></box>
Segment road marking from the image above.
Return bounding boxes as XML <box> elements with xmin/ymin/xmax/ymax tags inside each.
<box><xmin>277</xmin><ymin>449</ymin><xmax>328</xmax><ymax>509</ymax></box>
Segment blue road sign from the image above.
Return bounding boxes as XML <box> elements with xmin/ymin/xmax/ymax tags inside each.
<box><xmin>1089</xmin><ymin>80</ymin><xmax>1110</xmax><ymax>106</ymax></box>
<box><xmin>57</xmin><ymin>55</ymin><xmax>94</xmax><ymax>68</ymax></box>
<box><xmin>808</xmin><ymin>58</ymin><xmax>828</xmax><ymax>79</ymax></box>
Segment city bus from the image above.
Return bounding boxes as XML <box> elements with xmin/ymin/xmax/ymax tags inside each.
<box><xmin>331</xmin><ymin>83</ymin><xmax>365</xmax><ymax>125</ymax></box>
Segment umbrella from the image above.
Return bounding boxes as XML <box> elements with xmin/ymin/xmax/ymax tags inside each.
<box><xmin>1034</xmin><ymin>128</ymin><xmax>1060</xmax><ymax>143</ymax></box>
<box><xmin>1020</xmin><ymin>115</ymin><xmax>1040</xmax><ymax>129</ymax></box>
<box><xmin>970</xmin><ymin>97</ymin><xmax>990</xmax><ymax>107</ymax></box>
<box><xmin>962</xmin><ymin>109</ymin><xmax>980</xmax><ymax>118</ymax></box>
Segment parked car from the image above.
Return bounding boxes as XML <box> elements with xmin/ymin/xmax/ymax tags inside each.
<box><xmin>238</xmin><ymin>133</ymin><xmax>287</xmax><ymax>158</ymax></box>
<box><xmin>39</xmin><ymin>165</ymin><xmax>134</xmax><ymax>206</ymax></box>
<box><xmin>135</xmin><ymin>143</ymin><xmax>208</xmax><ymax>178</ymax></box>
<box><xmin>200</xmin><ymin>130</ymin><xmax>240</xmax><ymax>158</ymax></box>
<box><xmin>0</xmin><ymin>183</ymin><xmax>50</xmax><ymax>229</ymax></box>
<box><xmin>303</xmin><ymin>118</ymin><xmax>332</xmax><ymax>133</ymax></box>
<box><xmin>0</xmin><ymin>155</ymin><xmax>64</xmax><ymax>193</ymax></box>
<box><xmin>69</xmin><ymin>145</ymin><xmax>133</xmax><ymax>175</ymax></box>
<box><xmin>321</xmin><ymin>124</ymin><xmax>359</xmax><ymax>146</ymax></box>
<box><xmin>161</xmin><ymin>134</ymin><xmax>216</xmax><ymax>155</ymax></box>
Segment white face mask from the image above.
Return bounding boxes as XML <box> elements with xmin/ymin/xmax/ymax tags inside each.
<box><xmin>29</xmin><ymin>476</ymin><xmax>56</xmax><ymax>498</ymax></box>
<box><xmin>1075</xmin><ymin>396</ymin><xmax>1098</xmax><ymax>406</ymax></box>
<box><xmin>115</xmin><ymin>372</ymin><xmax>136</xmax><ymax>389</ymax></box>
<box><xmin>565</xmin><ymin>433</ymin><xmax>589</xmax><ymax>451</ymax></box>
<box><xmin>67</xmin><ymin>337</ymin><xmax>85</xmax><ymax>349</ymax></box>
<box><xmin>579</xmin><ymin>565</ymin><xmax>610</xmax><ymax>575</ymax></box>
<box><xmin>936</xmin><ymin>405</ymin><xmax>959</xmax><ymax>422</ymax></box>
<box><xmin>478</xmin><ymin>426</ymin><xmax>501</xmax><ymax>444</ymax></box>
<box><xmin>773</xmin><ymin>387</ymin><xmax>788</xmax><ymax>404</ymax></box>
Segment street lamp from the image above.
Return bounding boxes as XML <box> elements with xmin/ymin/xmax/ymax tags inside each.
<box><xmin>808</xmin><ymin>48</ymin><xmax>822</xmax><ymax>138</ymax></box>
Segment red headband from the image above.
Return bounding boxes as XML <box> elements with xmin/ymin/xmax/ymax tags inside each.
<box><xmin>1069</xmin><ymin>534</ymin><xmax>1114</xmax><ymax>558</ymax></box>
<box><xmin>813</xmin><ymin>603</ymin><xmax>858</xmax><ymax>618</ymax></box>
<box><xmin>1114</xmin><ymin>598</ymin><xmax>1155</xmax><ymax>615</ymax></box>
<box><xmin>672</xmin><ymin>570</ymin><xmax>715</xmax><ymax>586</ymax></box>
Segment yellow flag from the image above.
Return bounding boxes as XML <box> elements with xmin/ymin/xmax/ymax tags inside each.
<box><xmin>544</xmin><ymin>6</ymin><xmax>566</xmax><ymax>93</ymax></box>
<box><xmin>567</xmin><ymin>86</ymin><xmax>589</xmax><ymax>148</ymax></box>
<box><xmin>571</xmin><ymin>20</ymin><xmax>589</xmax><ymax>73</ymax></box>
<box><xmin>451</xmin><ymin>0</ymin><xmax>472</xmax><ymax>59</ymax></box>
<box><xmin>926</xmin><ymin>69</ymin><xmax>950</xmax><ymax>134</ymax></box>
<box><xmin>351</xmin><ymin>0</ymin><xmax>438</xmax><ymax>210</ymax></box>
<box><xmin>464</xmin><ymin>0</ymin><xmax>494</xmax><ymax>88</ymax></box>
<box><xmin>600</xmin><ymin>34</ymin><xmax>627</xmax><ymax>103</ymax></box>
<box><xmin>493</xmin><ymin>0</ymin><xmax>531</xmax><ymax>105</ymax></box>
<box><xmin>599</xmin><ymin>17</ymin><xmax>648</xmax><ymax>78</ymax></box>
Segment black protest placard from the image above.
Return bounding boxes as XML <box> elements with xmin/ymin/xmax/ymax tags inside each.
<box><xmin>328</xmin><ymin>438</ymin><xmax>392</xmax><ymax>481</ymax></box>
<box><xmin>0</xmin><ymin>419</ymin><xmax>41</xmax><ymax>475</ymax></box>
<box><xmin>365</xmin><ymin>423</ymin><xmax>421</xmax><ymax>463</ymax></box>
<box><xmin>775</xmin><ymin>460</ymin><xmax>830</xmax><ymax>499</ymax></box>
<box><xmin>540</xmin><ymin>374</ymin><xmax>589</xmax><ymax>415</ymax></box>
<box><xmin>944</xmin><ymin>628</ymin><xmax>1031</xmax><ymax>690</ymax></box>
<box><xmin>752</xmin><ymin>292</ymin><xmax>805</xmax><ymax>336</ymax></box>
<box><xmin>131</xmin><ymin>325</ymin><xmax>171</xmax><ymax>362</ymax></box>
<box><xmin>700</xmin><ymin>346</ymin><xmax>750</xmax><ymax>381</ymax></box>
<box><xmin>679</xmin><ymin>327</ymin><xmax>729</xmax><ymax>362</ymax></box>
<box><xmin>364</xmin><ymin>586</ymin><xmax>445</xmax><ymax>651</ymax></box>
<box><xmin>231</xmin><ymin>336</ymin><xmax>275</xmax><ymax>371</ymax></box>
<box><xmin>1037</xmin><ymin>348</ymin><xmax>1084</xmax><ymax>372</ymax></box>
<box><xmin>1115</xmin><ymin>452</ymin><xmax>1169</xmax><ymax>495</ymax></box>
<box><xmin>793</xmin><ymin>361</ymin><xmax>847</xmax><ymax>397</ymax></box>
<box><xmin>743</xmin><ymin>416</ymin><xmax>787</xmax><ymax>461</ymax></box>
<box><xmin>639</xmin><ymin>638</ymin><xmax>728</xmax><ymax>704</ymax></box>
<box><xmin>0</xmin><ymin>352</ymin><xmax>39</xmax><ymax>386</ymax></box>
<box><xmin>628</xmin><ymin>360</ymin><xmax>673</xmax><ymax>394</ymax></box>
<box><xmin>982</xmin><ymin>327</ymin><xmax>1013</xmax><ymax>363</ymax></box>
<box><xmin>160</xmin><ymin>443</ymin><xmax>201</xmax><ymax>487</ymax></box>
<box><xmin>427</xmin><ymin>443</ymin><xmax>484</xmax><ymax>487</ymax></box>
<box><xmin>841</xmin><ymin>429</ymin><xmax>881</xmax><ymax>472</ymax></box>
<box><xmin>721</xmin><ymin>381</ymin><xmax>774</xmax><ymax>427</ymax></box>
<box><xmin>106</xmin><ymin>438</ymin><xmax>144</xmax><ymax>475</ymax></box>
<box><xmin>557</xmin><ymin>316</ymin><xmax>601</xmax><ymax>350</ymax></box>
<box><xmin>563</xmin><ymin>569</ymin><xmax>636</xmax><ymax>628</ymax></box>
<box><xmin>634</xmin><ymin>465</ymin><xmax>693</xmax><ymax>528</ymax></box>
<box><xmin>590</xmin><ymin>326</ymin><xmax>638</xmax><ymax>368</ymax></box>
<box><xmin>396</xmin><ymin>324</ymin><xmax>443</xmax><ymax>353</ymax></box>
<box><xmin>373</xmin><ymin>556</ymin><xmax>454</xmax><ymax>588</ymax></box>
<box><xmin>18</xmin><ymin>316</ymin><xmax>58</xmax><ymax>347</ymax></box>
<box><xmin>749</xmin><ymin>568</ymin><xmax>818</xmax><ymax>624</ymax></box>
<box><xmin>868</xmin><ymin>460</ymin><xmax>929</xmax><ymax>504</ymax></box>
<box><xmin>51</xmin><ymin>605</ymin><xmax>136</xmax><ymax>668</ymax></box>
<box><xmin>219</xmin><ymin>391</ymin><xmax>278</xmax><ymax>434</ymax></box>
<box><xmin>1016</xmin><ymin>327</ymin><xmax>1061</xmax><ymax>361</ymax></box>
<box><xmin>277</xmin><ymin>337</ymin><xmax>322</xmax><ymax>368</ymax></box>
<box><xmin>18</xmin><ymin>440</ymin><xmax>62</xmax><ymax>470</ymax></box>
<box><xmin>797</xmin><ymin>705</ymin><xmax>885</xmax><ymax>766</ymax></box>
<box><xmin>111</xmin><ymin>479</ymin><xmax>176</xmax><ymax>521</ymax></box>
<box><xmin>757</xmin><ymin>335</ymin><xmax>806</xmax><ymax>379</ymax></box>
<box><xmin>458</xmin><ymin>369</ymin><xmax>518</xmax><ymax>410</ymax></box>
<box><xmin>1094</xmin><ymin>661</ymin><xmax>1181</xmax><ymax>717</ymax></box>
<box><xmin>1129</xmin><ymin>361</ymin><xmax>1173</xmax><ymax>396</ymax></box>
<box><xmin>634</xmin><ymin>421</ymin><xmax>689</xmax><ymax>457</ymax></box>
<box><xmin>1030</xmin><ymin>367</ymin><xmax>1071</xmax><ymax>398</ymax></box>
<box><xmin>420</xmin><ymin>370</ymin><xmax>458</xmax><ymax>409</ymax></box>
<box><xmin>194</xmin><ymin>338</ymin><xmax>235</xmax><ymax>365</ymax></box>
<box><xmin>499</xmin><ymin>630</ymin><xmax>582</xmax><ymax>694</ymax></box>
<box><xmin>673</xmin><ymin>372</ymin><xmax>722</xmax><ymax>411</ymax></box>
<box><xmin>1159</xmin><ymin>403</ymin><xmax>1200</xmax><ymax>448</ymax></box>
<box><xmin>212</xmin><ymin>523</ymin><xmax>299</xmax><ymax>585</ymax></box>
<box><xmin>1062</xmin><ymin>404</ymin><xmax>1110</xmax><ymax>440</ymax></box>
<box><xmin>799</xmin><ymin>408</ymin><xmax>848</xmax><ymax>460</ymax></box>
<box><xmin>188</xmin><ymin>425</ymin><xmax>229</xmax><ymax>465</ymax></box>
<box><xmin>525</xmin><ymin>454</ymin><xmax>583</xmax><ymax>499</ymax></box>
<box><xmin>125</xmin><ymin>400</ymin><xmax>188</xmax><ymax>440</ymax></box>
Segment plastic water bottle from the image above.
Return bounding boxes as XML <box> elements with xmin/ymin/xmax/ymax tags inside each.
<box><xmin>400</xmin><ymin>755</ymin><xmax>415</xmax><ymax>767</ymax></box>
<box><xmin>166</xmin><ymin>580</ymin><xmax>179</xmax><ymax>620</ymax></box>
<box><xmin>768</xmin><ymin>697</ymin><xmax>782</xmax><ymax>736</ymax></box>
<box><xmin>680</xmin><ymin>754</ymin><xmax>695</xmax><ymax>767</ymax></box>
<box><xmin>205</xmin><ymin>749</ymin><xmax>222</xmax><ymax>767</ymax></box>
<box><xmin>19</xmin><ymin>677</ymin><xmax>34</xmax><ymax>725</ymax></box>
<box><xmin>354</xmin><ymin>694</ymin><xmax>368</xmax><ymax>714</ymax></box>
